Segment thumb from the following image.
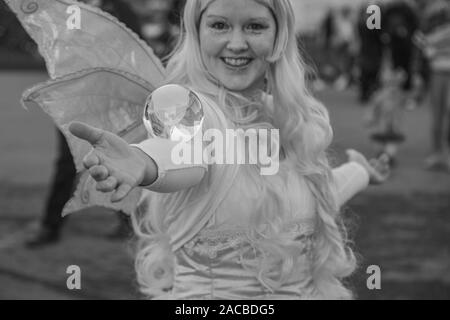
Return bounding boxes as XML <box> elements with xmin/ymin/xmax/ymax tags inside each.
<box><xmin>69</xmin><ymin>122</ymin><xmax>104</xmax><ymax>146</ymax></box>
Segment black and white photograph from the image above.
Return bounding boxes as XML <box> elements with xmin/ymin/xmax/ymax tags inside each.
<box><xmin>0</xmin><ymin>0</ymin><xmax>449</xmax><ymax>304</ymax></box>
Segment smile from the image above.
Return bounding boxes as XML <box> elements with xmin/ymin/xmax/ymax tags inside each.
<box><xmin>221</xmin><ymin>57</ymin><xmax>253</xmax><ymax>68</ymax></box>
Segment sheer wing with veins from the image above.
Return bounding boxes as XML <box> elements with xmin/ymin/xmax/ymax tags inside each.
<box><xmin>4</xmin><ymin>0</ymin><xmax>167</xmax><ymax>215</ymax></box>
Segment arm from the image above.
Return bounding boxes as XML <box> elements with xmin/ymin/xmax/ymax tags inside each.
<box><xmin>332</xmin><ymin>161</ymin><xmax>370</xmax><ymax>208</ymax></box>
<box><xmin>333</xmin><ymin>149</ymin><xmax>390</xmax><ymax>207</ymax></box>
<box><xmin>131</xmin><ymin>137</ymin><xmax>206</xmax><ymax>193</ymax></box>
<box><xmin>68</xmin><ymin>85</ymin><xmax>210</xmax><ymax>201</ymax></box>
<box><xmin>68</xmin><ymin>121</ymin><xmax>206</xmax><ymax>203</ymax></box>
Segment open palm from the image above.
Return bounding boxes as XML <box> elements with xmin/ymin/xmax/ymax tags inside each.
<box><xmin>69</xmin><ymin>122</ymin><xmax>147</xmax><ymax>202</ymax></box>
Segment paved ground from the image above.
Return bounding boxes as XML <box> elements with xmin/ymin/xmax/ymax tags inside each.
<box><xmin>0</xmin><ymin>71</ymin><xmax>449</xmax><ymax>300</ymax></box>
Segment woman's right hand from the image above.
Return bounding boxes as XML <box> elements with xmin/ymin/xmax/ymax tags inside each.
<box><xmin>69</xmin><ymin>122</ymin><xmax>148</xmax><ymax>202</ymax></box>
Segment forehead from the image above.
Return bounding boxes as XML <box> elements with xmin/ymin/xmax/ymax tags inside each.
<box><xmin>203</xmin><ymin>0</ymin><xmax>274</xmax><ymax>20</ymax></box>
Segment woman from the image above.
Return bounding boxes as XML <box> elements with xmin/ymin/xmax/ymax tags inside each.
<box><xmin>69</xmin><ymin>0</ymin><xmax>388</xmax><ymax>299</ymax></box>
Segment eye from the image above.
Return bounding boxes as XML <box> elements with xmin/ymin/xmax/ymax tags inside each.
<box><xmin>247</xmin><ymin>23</ymin><xmax>267</xmax><ymax>31</ymax></box>
<box><xmin>210</xmin><ymin>22</ymin><xmax>228</xmax><ymax>30</ymax></box>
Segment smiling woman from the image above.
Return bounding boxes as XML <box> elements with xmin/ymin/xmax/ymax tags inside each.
<box><xmin>116</xmin><ymin>0</ymin><xmax>387</xmax><ymax>300</ymax></box>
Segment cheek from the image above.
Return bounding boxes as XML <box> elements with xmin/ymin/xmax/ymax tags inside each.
<box><xmin>200</xmin><ymin>31</ymin><xmax>223</xmax><ymax>60</ymax></box>
<box><xmin>251</xmin><ymin>34</ymin><xmax>276</xmax><ymax>59</ymax></box>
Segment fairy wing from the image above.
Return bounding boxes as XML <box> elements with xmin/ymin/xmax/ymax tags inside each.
<box><xmin>4</xmin><ymin>0</ymin><xmax>167</xmax><ymax>215</ymax></box>
<box><xmin>4</xmin><ymin>0</ymin><xmax>166</xmax><ymax>82</ymax></box>
<box><xmin>23</xmin><ymin>68</ymin><xmax>156</xmax><ymax>216</ymax></box>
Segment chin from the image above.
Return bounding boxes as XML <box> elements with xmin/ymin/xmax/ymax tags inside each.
<box><xmin>220</xmin><ymin>79</ymin><xmax>253</xmax><ymax>93</ymax></box>
<box><xmin>223</xmin><ymin>84</ymin><xmax>249</xmax><ymax>92</ymax></box>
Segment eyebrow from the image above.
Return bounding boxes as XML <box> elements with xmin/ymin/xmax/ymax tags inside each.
<box><xmin>205</xmin><ymin>14</ymin><xmax>272</xmax><ymax>22</ymax></box>
<box><xmin>204</xmin><ymin>14</ymin><xmax>226</xmax><ymax>19</ymax></box>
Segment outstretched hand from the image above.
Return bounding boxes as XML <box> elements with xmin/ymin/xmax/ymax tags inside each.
<box><xmin>69</xmin><ymin>122</ymin><xmax>147</xmax><ymax>202</ymax></box>
<box><xmin>346</xmin><ymin>149</ymin><xmax>390</xmax><ymax>185</ymax></box>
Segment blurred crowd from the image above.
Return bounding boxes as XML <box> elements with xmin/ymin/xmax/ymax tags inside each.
<box><xmin>311</xmin><ymin>0</ymin><xmax>450</xmax><ymax>170</ymax></box>
<box><xmin>313</xmin><ymin>0</ymin><xmax>444</xmax><ymax>99</ymax></box>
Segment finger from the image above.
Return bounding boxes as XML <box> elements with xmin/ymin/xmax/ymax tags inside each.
<box><xmin>111</xmin><ymin>183</ymin><xmax>132</xmax><ymax>203</ymax></box>
<box><xmin>378</xmin><ymin>158</ymin><xmax>390</xmax><ymax>169</ymax></box>
<box><xmin>89</xmin><ymin>165</ymin><xmax>109</xmax><ymax>181</ymax></box>
<box><xmin>83</xmin><ymin>152</ymin><xmax>101</xmax><ymax>169</ymax></box>
<box><xmin>381</xmin><ymin>167</ymin><xmax>391</xmax><ymax>178</ymax></box>
<box><xmin>371</xmin><ymin>160</ymin><xmax>389</xmax><ymax>175</ymax></box>
<box><xmin>96</xmin><ymin>176</ymin><xmax>118</xmax><ymax>193</ymax></box>
<box><xmin>69</xmin><ymin>121</ymin><xmax>104</xmax><ymax>146</ymax></box>
<box><xmin>377</xmin><ymin>163</ymin><xmax>391</xmax><ymax>176</ymax></box>
<box><xmin>378</xmin><ymin>153</ymin><xmax>390</xmax><ymax>164</ymax></box>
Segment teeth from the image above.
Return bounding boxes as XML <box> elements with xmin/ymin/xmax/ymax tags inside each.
<box><xmin>223</xmin><ymin>58</ymin><xmax>251</xmax><ymax>67</ymax></box>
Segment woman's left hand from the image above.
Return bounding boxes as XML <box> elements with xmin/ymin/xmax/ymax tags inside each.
<box><xmin>346</xmin><ymin>149</ymin><xmax>390</xmax><ymax>185</ymax></box>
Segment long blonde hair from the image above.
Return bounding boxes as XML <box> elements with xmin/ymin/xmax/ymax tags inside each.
<box><xmin>133</xmin><ymin>0</ymin><xmax>356</xmax><ymax>299</ymax></box>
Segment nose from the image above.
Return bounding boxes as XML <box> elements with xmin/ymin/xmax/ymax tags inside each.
<box><xmin>226</xmin><ymin>29</ymin><xmax>249</xmax><ymax>52</ymax></box>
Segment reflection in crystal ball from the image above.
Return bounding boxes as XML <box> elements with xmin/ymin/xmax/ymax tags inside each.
<box><xmin>143</xmin><ymin>85</ymin><xmax>204</xmax><ymax>141</ymax></box>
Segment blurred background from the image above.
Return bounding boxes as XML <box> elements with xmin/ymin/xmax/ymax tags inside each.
<box><xmin>0</xmin><ymin>0</ymin><xmax>449</xmax><ymax>299</ymax></box>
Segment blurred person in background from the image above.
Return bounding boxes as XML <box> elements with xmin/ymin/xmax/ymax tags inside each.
<box><xmin>318</xmin><ymin>7</ymin><xmax>338</xmax><ymax>84</ymax></box>
<box><xmin>416</xmin><ymin>0</ymin><xmax>450</xmax><ymax>171</ymax></box>
<box><xmin>168</xmin><ymin>0</ymin><xmax>186</xmax><ymax>43</ymax></box>
<box><xmin>365</xmin><ymin>69</ymin><xmax>411</xmax><ymax>166</ymax></box>
<box><xmin>332</xmin><ymin>5</ymin><xmax>358</xmax><ymax>90</ymax></box>
<box><xmin>93</xmin><ymin>0</ymin><xmax>143</xmax><ymax>37</ymax></box>
<box><xmin>357</xmin><ymin>2</ymin><xmax>384</xmax><ymax>103</ymax></box>
<box><xmin>322</xmin><ymin>7</ymin><xmax>335</xmax><ymax>52</ymax></box>
<box><xmin>411</xmin><ymin>0</ymin><xmax>433</xmax><ymax>105</ymax></box>
<box><xmin>26</xmin><ymin>0</ymin><xmax>145</xmax><ymax>248</ymax></box>
<box><xmin>382</xmin><ymin>0</ymin><xmax>420</xmax><ymax>92</ymax></box>
<box><xmin>139</xmin><ymin>0</ymin><xmax>185</xmax><ymax>59</ymax></box>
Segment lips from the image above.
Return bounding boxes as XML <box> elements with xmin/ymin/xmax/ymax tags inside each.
<box><xmin>221</xmin><ymin>57</ymin><xmax>253</xmax><ymax>68</ymax></box>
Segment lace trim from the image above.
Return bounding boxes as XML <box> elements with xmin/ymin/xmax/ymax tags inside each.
<box><xmin>183</xmin><ymin>219</ymin><xmax>316</xmax><ymax>259</ymax></box>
